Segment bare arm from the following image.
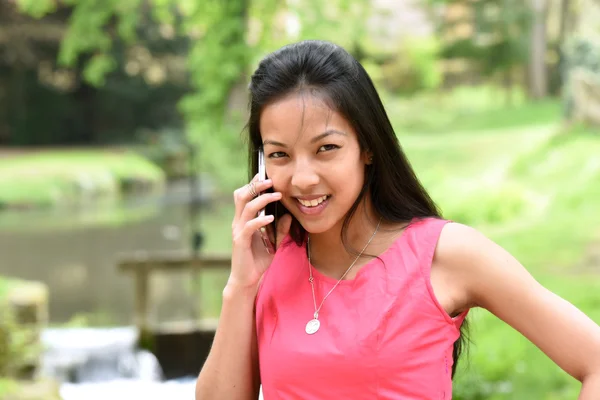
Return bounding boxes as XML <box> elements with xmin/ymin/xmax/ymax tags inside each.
<box><xmin>195</xmin><ymin>176</ymin><xmax>290</xmax><ymax>400</ymax></box>
<box><xmin>195</xmin><ymin>284</ymin><xmax>260</xmax><ymax>400</ymax></box>
<box><xmin>437</xmin><ymin>223</ymin><xmax>600</xmax><ymax>397</ymax></box>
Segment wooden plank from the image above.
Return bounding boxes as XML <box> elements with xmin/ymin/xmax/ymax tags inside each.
<box><xmin>116</xmin><ymin>251</ymin><xmax>231</xmax><ymax>272</ymax></box>
<box><xmin>134</xmin><ymin>270</ymin><xmax>149</xmax><ymax>331</ymax></box>
<box><xmin>116</xmin><ymin>251</ymin><xmax>230</xmax><ymax>335</ymax></box>
<box><xmin>153</xmin><ymin>318</ymin><xmax>220</xmax><ymax>334</ymax></box>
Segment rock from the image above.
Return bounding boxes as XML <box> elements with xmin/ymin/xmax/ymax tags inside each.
<box><xmin>0</xmin><ymin>279</ymin><xmax>49</xmax><ymax>380</ymax></box>
<box><xmin>6</xmin><ymin>282</ymin><xmax>48</xmax><ymax>327</ymax></box>
<box><xmin>0</xmin><ymin>379</ymin><xmax>62</xmax><ymax>400</ymax></box>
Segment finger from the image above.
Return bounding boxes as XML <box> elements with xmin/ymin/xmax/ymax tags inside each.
<box><xmin>233</xmin><ymin>176</ymin><xmax>273</xmax><ymax>222</ymax></box>
<box><xmin>233</xmin><ymin>214</ymin><xmax>274</xmax><ymax>248</ymax></box>
<box><xmin>240</xmin><ymin>191</ymin><xmax>281</xmax><ymax>223</ymax></box>
<box><xmin>242</xmin><ymin>215</ymin><xmax>275</xmax><ymax>240</ymax></box>
<box><xmin>233</xmin><ymin>174</ymin><xmax>258</xmax><ymax>223</ymax></box>
<box><xmin>275</xmin><ymin>213</ymin><xmax>293</xmax><ymax>248</ymax></box>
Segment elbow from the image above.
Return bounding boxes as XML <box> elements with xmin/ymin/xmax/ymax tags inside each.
<box><xmin>195</xmin><ymin>380</ymin><xmax>203</xmax><ymax>400</ymax></box>
<box><xmin>581</xmin><ymin>369</ymin><xmax>600</xmax><ymax>383</ymax></box>
<box><xmin>195</xmin><ymin>375</ymin><xmax>211</xmax><ymax>400</ymax></box>
<box><xmin>579</xmin><ymin>372</ymin><xmax>600</xmax><ymax>398</ymax></box>
<box><xmin>578</xmin><ymin>358</ymin><xmax>600</xmax><ymax>383</ymax></box>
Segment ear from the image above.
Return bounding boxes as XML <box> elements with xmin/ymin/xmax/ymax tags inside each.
<box><xmin>363</xmin><ymin>150</ymin><xmax>374</xmax><ymax>165</ymax></box>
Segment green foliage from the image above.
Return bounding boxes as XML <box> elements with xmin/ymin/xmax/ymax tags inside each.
<box><xmin>13</xmin><ymin>0</ymin><xmax>260</xmax><ymax>182</ymax></box>
<box><xmin>14</xmin><ymin>0</ymin><xmax>56</xmax><ymax>18</ymax></box>
<box><xmin>378</xmin><ymin>37</ymin><xmax>443</xmax><ymax>95</ymax></box>
<box><xmin>82</xmin><ymin>54</ymin><xmax>118</xmax><ymax>86</ymax></box>
<box><xmin>434</xmin><ymin>0</ymin><xmax>531</xmax><ymax>76</ymax></box>
<box><xmin>179</xmin><ymin>1</ymin><xmax>262</xmax><ymax>185</ymax></box>
<box><xmin>287</xmin><ymin>0</ymin><xmax>370</xmax><ymax>52</ymax></box>
<box><xmin>57</xmin><ymin>0</ymin><xmax>143</xmax><ymax>84</ymax></box>
<box><xmin>180</xmin><ymin>1</ymin><xmax>253</xmax><ymax>124</ymax></box>
<box><xmin>12</xmin><ymin>0</ymin><xmax>370</xmax><ymax>187</ymax></box>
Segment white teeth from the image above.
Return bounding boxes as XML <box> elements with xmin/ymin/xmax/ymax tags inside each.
<box><xmin>298</xmin><ymin>195</ymin><xmax>328</xmax><ymax>207</ymax></box>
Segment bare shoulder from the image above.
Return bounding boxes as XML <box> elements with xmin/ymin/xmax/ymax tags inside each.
<box><xmin>435</xmin><ymin>221</ymin><xmax>495</xmax><ymax>264</ymax></box>
<box><xmin>433</xmin><ymin>221</ymin><xmax>536</xmax><ymax>309</ymax></box>
<box><xmin>433</xmin><ymin>222</ymin><xmax>600</xmax><ymax>383</ymax></box>
<box><xmin>430</xmin><ymin>222</ymin><xmax>496</xmax><ymax>313</ymax></box>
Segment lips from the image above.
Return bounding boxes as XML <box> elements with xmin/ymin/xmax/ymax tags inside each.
<box><xmin>293</xmin><ymin>195</ymin><xmax>331</xmax><ymax>216</ymax></box>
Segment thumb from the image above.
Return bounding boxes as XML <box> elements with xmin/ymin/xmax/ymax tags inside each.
<box><xmin>275</xmin><ymin>213</ymin><xmax>293</xmax><ymax>248</ymax></box>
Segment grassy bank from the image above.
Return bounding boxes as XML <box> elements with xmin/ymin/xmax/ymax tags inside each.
<box><xmin>413</xmin><ymin>126</ymin><xmax>600</xmax><ymax>399</ymax></box>
<box><xmin>399</xmin><ymin>96</ymin><xmax>600</xmax><ymax>398</ymax></box>
<box><xmin>0</xmin><ymin>149</ymin><xmax>165</xmax><ymax>209</ymax></box>
<box><xmin>383</xmin><ymin>85</ymin><xmax>563</xmax><ymax>134</ymax></box>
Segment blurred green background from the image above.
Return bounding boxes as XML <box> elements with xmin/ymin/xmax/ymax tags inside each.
<box><xmin>1</xmin><ymin>0</ymin><xmax>600</xmax><ymax>398</ymax></box>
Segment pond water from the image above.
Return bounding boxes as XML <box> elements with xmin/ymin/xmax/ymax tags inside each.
<box><xmin>0</xmin><ymin>179</ymin><xmax>232</xmax><ymax>325</ymax></box>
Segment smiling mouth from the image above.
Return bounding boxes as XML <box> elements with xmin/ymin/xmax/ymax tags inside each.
<box><xmin>296</xmin><ymin>195</ymin><xmax>330</xmax><ymax>208</ymax></box>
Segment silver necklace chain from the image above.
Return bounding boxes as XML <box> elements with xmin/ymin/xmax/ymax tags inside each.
<box><xmin>305</xmin><ymin>217</ymin><xmax>382</xmax><ymax>334</ymax></box>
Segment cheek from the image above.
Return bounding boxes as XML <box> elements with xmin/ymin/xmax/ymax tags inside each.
<box><xmin>266</xmin><ymin>166</ymin><xmax>288</xmax><ymax>192</ymax></box>
<box><xmin>329</xmin><ymin>156</ymin><xmax>366</xmax><ymax>182</ymax></box>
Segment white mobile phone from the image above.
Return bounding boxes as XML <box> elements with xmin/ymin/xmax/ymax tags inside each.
<box><xmin>258</xmin><ymin>148</ymin><xmax>266</xmax><ymax>217</ymax></box>
<box><xmin>258</xmin><ymin>148</ymin><xmax>275</xmax><ymax>254</ymax></box>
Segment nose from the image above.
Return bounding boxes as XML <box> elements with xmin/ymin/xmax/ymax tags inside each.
<box><xmin>290</xmin><ymin>158</ymin><xmax>319</xmax><ymax>190</ymax></box>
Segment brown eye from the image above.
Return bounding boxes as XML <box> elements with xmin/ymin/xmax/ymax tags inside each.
<box><xmin>317</xmin><ymin>144</ymin><xmax>340</xmax><ymax>153</ymax></box>
<box><xmin>268</xmin><ymin>152</ymin><xmax>287</xmax><ymax>159</ymax></box>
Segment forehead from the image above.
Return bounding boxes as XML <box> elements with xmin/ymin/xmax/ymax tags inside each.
<box><xmin>259</xmin><ymin>93</ymin><xmax>354</xmax><ymax>143</ymax></box>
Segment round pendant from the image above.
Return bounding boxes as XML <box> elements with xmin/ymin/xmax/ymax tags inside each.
<box><xmin>305</xmin><ymin>318</ymin><xmax>320</xmax><ymax>335</ymax></box>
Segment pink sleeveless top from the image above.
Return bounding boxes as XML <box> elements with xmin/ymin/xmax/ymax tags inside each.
<box><xmin>255</xmin><ymin>217</ymin><xmax>468</xmax><ymax>399</ymax></box>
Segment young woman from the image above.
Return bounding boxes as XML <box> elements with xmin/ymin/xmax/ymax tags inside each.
<box><xmin>195</xmin><ymin>40</ymin><xmax>600</xmax><ymax>399</ymax></box>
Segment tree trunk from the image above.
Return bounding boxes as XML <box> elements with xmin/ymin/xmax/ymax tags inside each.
<box><xmin>553</xmin><ymin>0</ymin><xmax>572</xmax><ymax>93</ymax></box>
<box><xmin>558</xmin><ymin>0</ymin><xmax>571</xmax><ymax>46</ymax></box>
<box><xmin>528</xmin><ymin>0</ymin><xmax>549</xmax><ymax>100</ymax></box>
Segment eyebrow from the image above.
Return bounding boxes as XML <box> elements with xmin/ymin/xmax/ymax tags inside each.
<box><xmin>262</xmin><ymin>129</ymin><xmax>347</xmax><ymax>148</ymax></box>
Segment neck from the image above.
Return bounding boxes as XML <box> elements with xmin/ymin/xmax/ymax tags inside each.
<box><xmin>307</xmin><ymin>201</ymin><xmax>381</xmax><ymax>279</ymax></box>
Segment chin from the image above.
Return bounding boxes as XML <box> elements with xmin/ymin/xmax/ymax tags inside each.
<box><xmin>295</xmin><ymin>217</ymin><xmax>338</xmax><ymax>235</ymax></box>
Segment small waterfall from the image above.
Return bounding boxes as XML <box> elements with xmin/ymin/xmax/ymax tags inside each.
<box><xmin>40</xmin><ymin>327</ymin><xmax>196</xmax><ymax>400</ymax></box>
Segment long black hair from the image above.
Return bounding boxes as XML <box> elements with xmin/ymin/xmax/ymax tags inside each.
<box><xmin>246</xmin><ymin>40</ymin><xmax>468</xmax><ymax>377</ymax></box>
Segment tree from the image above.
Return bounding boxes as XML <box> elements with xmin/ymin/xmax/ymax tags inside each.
<box><xmin>528</xmin><ymin>0</ymin><xmax>549</xmax><ymax>99</ymax></box>
<box><xmin>12</xmin><ymin>0</ymin><xmax>369</xmax><ymax>185</ymax></box>
<box><xmin>429</xmin><ymin>0</ymin><xmax>532</xmax><ymax>103</ymax></box>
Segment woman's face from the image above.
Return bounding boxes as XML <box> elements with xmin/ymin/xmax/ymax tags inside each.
<box><xmin>260</xmin><ymin>93</ymin><xmax>371</xmax><ymax>234</ymax></box>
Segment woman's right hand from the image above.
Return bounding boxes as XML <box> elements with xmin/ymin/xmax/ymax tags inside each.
<box><xmin>228</xmin><ymin>174</ymin><xmax>292</xmax><ymax>292</ymax></box>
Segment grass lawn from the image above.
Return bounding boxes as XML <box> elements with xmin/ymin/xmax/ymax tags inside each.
<box><xmin>402</xmin><ymin>102</ymin><xmax>600</xmax><ymax>399</ymax></box>
<box><xmin>0</xmin><ymin>149</ymin><xmax>165</xmax><ymax>209</ymax></box>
